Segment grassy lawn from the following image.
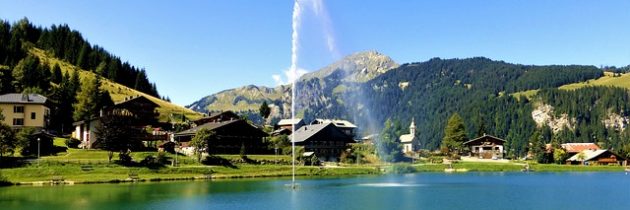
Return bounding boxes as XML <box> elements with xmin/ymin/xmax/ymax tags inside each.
<box><xmin>2</xmin><ymin>144</ymin><xmax>626</xmax><ymax>185</ymax></box>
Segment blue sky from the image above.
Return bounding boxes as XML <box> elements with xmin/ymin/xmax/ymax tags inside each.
<box><xmin>1</xmin><ymin>0</ymin><xmax>630</xmax><ymax>105</ymax></box>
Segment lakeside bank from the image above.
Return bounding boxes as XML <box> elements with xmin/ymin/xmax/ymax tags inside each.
<box><xmin>1</xmin><ymin>159</ymin><xmax>626</xmax><ymax>187</ymax></box>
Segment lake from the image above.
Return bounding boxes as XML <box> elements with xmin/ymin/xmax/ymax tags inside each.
<box><xmin>1</xmin><ymin>172</ymin><xmax>629</xmax><ymax>210</ymax></box>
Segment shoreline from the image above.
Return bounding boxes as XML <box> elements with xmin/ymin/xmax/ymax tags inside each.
<box><xmin>2</xmin><ymin>162</ymin><xmax>626</xmax><ymax>187</ymax></box>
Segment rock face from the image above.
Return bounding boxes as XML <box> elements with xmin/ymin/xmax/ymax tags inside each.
<box><xmin>187</xmin><ymin>51</ymin><xmax>399</xmax><ymax>123</ymax></box>
<box><xmin>531</xmin><ymin>104</ymin><xmax>575</xmax><ymax>133</ymax></box>
<box><xmin>603</xmin><ymin>112</ymin><xmax>629</xmax><ymax>131</ymax></box>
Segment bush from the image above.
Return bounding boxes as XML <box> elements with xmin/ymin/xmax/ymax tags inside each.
<box><xmin>118</xmin><ymin>153</ymin><xmax>133</xmax><ymax>165</ymax></box>
<box><xmin>65</xmin><ymin>138</ymin><xmax>81</xmax><ymax>148</ymax></box>
<box><xmin>388</xmin><ymin>163</ymin><xmax>417</xmax><ymax>174</ymax></box>
<box><xmin>0</xmin><ymin>172</ymin><xmax>10</xmax><ymax>186</ymax></box>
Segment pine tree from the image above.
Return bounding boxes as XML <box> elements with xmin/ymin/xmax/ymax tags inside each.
<box><xmin>259</xmin><ymin>101</ymin><xmax>271</xmax><ymax>122</ymax></box>
<box><xmin>73</xmin><ymin>75</ymin><xmax>104</xmax><ymax>121</ymax></box>
<box><xmin>441</xmin><ymin>113</ymin><xmax>468</xmax><ymax>154</ymax></box>
<box><xmin>51</xmin><ymin>64</ymin><xmax>62</xmax><ymax>84</ymax></box>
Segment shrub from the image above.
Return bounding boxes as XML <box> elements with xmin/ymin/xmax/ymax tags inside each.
<box><xmin>388</xmin><ymin>163</ymin><xmax>417</xmax><ymax>174</ymax></box>
<box><xmin>65</xmin><ymin>138</ymin><xmax>81</xmax><ymax>148</ymax></box>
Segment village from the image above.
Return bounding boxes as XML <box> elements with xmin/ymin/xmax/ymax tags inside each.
<box><xmin>0</xmin><ymin>91</ymin><xmax>628</xmax><ymax>186</ymax></box>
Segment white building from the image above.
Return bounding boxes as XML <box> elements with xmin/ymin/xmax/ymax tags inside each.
<box><xmin>399</xmin><ymin>118</ymin><xmax>418</xmax><ymax>154</ymax></box>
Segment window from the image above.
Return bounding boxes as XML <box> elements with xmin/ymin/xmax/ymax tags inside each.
<box><xmin>31</xmin><ymin>112</ymin><xmax>36</xmax><ymax>120</ymax></box>
<box><xmin>13</xmin><ymin>106</ymin><xmax>24</xmax><ymax>113</ymax></box>
<box><xmin>13</xmin><ymin>118</ymin><xmax>24</xmax><ymax>126</ymax></box>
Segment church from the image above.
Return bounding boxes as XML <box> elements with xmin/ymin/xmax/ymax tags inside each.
<box><xmin>399</xmin><ymin>118</ymin><xmax>418</xmax><ymax>154</ymax></box>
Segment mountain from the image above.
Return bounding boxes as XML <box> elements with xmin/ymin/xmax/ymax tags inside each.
<box><xmin>187</xmin><ymin>51</ymin><xmax>399</xmax><ymax>123</ymax></box>
<box><xmin>190</xmin><ymin>53</ymin><xmax>630</xmax><ymax>158</ymax></box>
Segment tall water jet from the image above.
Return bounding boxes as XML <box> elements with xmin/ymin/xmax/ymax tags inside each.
<box><xmin>290</xmin><ymin>0</ymin><xmax>302</xmax><ymax>189</ymax></box>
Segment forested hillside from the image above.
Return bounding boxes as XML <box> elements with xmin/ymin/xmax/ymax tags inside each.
<box><xmin>0</xmin><ymin>18</ymin><xmax>201</xmax><ymax>134</ymax></box>
<box><xmin>0</xmin><ymin>18</ymin><xmax>159</xmax><ymax>97</ymax></box>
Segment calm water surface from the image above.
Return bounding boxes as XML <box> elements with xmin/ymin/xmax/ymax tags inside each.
<box><xmin>1</xmin><ymin>172</ymin><xmax>629</xmax><ymax>210</ymax></box>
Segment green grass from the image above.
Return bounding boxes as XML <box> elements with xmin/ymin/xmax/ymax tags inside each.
<box><xmin>30</xmin><ymin>48</ymin><xmax>203</xmax><ymax>122</ymax></box>
<box><xmin>510</xmin><ymin>72</ymin><xmax>630</xmax><ymax>100</ymax></box>
<box><xmin>511</xmin><ymin>89</ymin><xmax>540</xmax><ymax>100</ymax></box>
<box><xmin>559</xmin><ymin>72</ymin><xmax>630</xmax><ymax>90</ymax></box>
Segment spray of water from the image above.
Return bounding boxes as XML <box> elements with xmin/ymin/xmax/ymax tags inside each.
<box><xmin>290</xmin><ymin>0</ymin><xmax>302</xmax><ymax>189</ymax></box>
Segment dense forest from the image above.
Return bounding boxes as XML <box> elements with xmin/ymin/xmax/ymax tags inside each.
<box><xmin>0</xmin><ymin>18</ymin><xmax>162</xmax><ymax>134</ymax></box>
<box><xmin>294</xmin><ymin>56</ymin><xmax>630</xmax><ymax>158</ymax></box>
<box><xmin>0</xmin><ymin>18</ymin><xmax>159</xmax><ymax>97</ymax></box>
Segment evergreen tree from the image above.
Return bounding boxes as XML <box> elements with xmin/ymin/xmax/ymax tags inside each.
<box><xmin>73</xmin><ymin>75</ymin><xmax>104</xmax><ymax>121</ymax></box>
<box><xmin>441</xmin><ymin>113</ymin><xmax>468</xmax><ymax>154</ymax></box>
<box><xmin>51</xmin><ymin>64</ymin><xmax>62</xmax><ymax>84</ymax></box>
<box><xmin>259</xmin><ymin>101</ymin><xmax>271</xmax><ymax>122</ymax></box>
<box><xmin>378</xmin><ymin>118</ymin><xmax>403</xmax><ymax>162</ymax></box>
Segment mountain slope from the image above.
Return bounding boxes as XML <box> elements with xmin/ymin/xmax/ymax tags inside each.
<box><xmin>31</xmin><ymin>48</ymin><xmax>202</xmax><ymax>122</ymax></box>
<box><xmin>187</xmin><ymin>51</ymin><xmax>399</xmax><ymax>122</ymax></box>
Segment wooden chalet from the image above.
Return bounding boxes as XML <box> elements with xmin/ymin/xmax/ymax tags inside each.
<box><xmin>73</xmin><ymin>95</ymin><xmax>164</xmax><ymax>149</ymax></box>
<box><xmin>174</xmin><ymin>116</ymin><xmax>269</xmax><ymax>154</ymax></box>
<box><xmin>274</xmin><ymin>119</ymin><xmax>305</xmax><ymax>132</ymax></box>
<box><xmin>464</xmin><ymin>134</ymin><xmax>505</xmax><ymax>159</ymax></box>
<box><xmin>291</xmin><ymin>122</ymin><xmax>355</xmax><ymax>162</ymax></box>
<box><xmin>193</xmin><ymin>111</ymin><xmax>241</xmax><ymax>125</ymax></box>
<box><xmin>310</xmin><ymin>119</ymin><xmax>357</xmax><ymax>138</ymax></box>
<box><xmin>566</xmin><ymin>149</ymin><xmax>626</xmax><ymax>165</ymax></box>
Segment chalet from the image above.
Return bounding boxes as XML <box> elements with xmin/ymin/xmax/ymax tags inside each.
<box><xmin>291</xmin><ymin>122</ymin><xmax>355</xmax><ymax>162</ymax></box>
<box><xmin>464</xmin><ymin>134</ymin><xmax>505</xmax><ymax>159</ymax></box>
<box><xmin>193</xmin><ymin>111</ymin><xmax>240</xmax><ymax>125</ymax></box>
<box><xmin>73</xmin><ymin>95</ymin><xmax>163</xmax><ymax>149</ymax></box>
<box><xmin>271</xmin><ymin>118</ymin><xmax>305</xmax><ymax>136</ymax></box>
<box><xmin>566</xmin><ymin>149</ymin><xmax>626</xmax><ymax>165</ymax></box>
<box><xmin>561</xmin><ymin>143</ymin><xmax>600</xmax><ymax>155</ymax></box>
<box><xmin>310</xmin><ymin>119</ymin><xmax>357</xmax><ymax>138</ymax></box>
<box><xmin>399</xmin><ymin>118</ymin><xmax>418</xmax><ymax>154</ymax></box>
<box><xmin>0</xmin><ymin>93</ymin><xmax>50</xmax><ymax>129</ymax></box>
<box><xmin>174</xmin><ymin>118</ymin><xmax>268</xmax><ymax>154</ymax></box>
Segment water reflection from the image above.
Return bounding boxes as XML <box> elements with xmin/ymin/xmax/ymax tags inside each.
<box><xmin>1</xmin><ymin>172</ymin><xmax>629</xmax><ymax>210</ymax></box>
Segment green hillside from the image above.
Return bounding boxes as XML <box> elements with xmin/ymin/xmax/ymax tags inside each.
<box><xmin>31</xmin><ymin>48</ymin><xmax>202</xmax><ymax>122</ymax></box>
<box><xmin>511</xmin><ymin>72</ymin><xmax>630</xmax><ymax>100</ymax></box>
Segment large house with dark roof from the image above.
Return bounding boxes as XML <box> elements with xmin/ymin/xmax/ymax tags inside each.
<box><xmin>0</xmin><ymin>93</ymin><xmax>50</xmax><ymax>129</ymax></box>
<box><xmin>175</xmin><ymin>112</ymin><xmax>268</xmax><ymax>154</ymax></box>
<box><xmin>310</xmin><ymin>119</ymin><xmax>357</xmax><ymax>138</ymax></box>
<box><xmin>291</xmin><ymin>122</ymin><xmax>355</xmax><ymax>162</ymax></box>
<box><xmin>73</xmin><ymin>95</ymin><xmax>163</xmax><ymax>149</ymax></box>
<box><xmin>464</xmin><ymin>134</ymin><xmax>505</xmax><ymax>159</ymax></box>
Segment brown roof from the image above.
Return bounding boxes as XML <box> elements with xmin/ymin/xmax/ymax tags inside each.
<box><xmin>463</xmin><ymin>134</ymin><xmax>505</xmax><ymax>145</ymax></box>
<box><xmin>561</xmin><ymin>143</ymin><xmax>600</xmax><ymax>153</ymax></box>
<box><xmin>175</xmin><ymin>119</ymin><xmax>268</xmax><ymax>138</ymax></box>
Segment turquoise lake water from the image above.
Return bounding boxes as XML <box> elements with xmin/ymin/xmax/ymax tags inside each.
<box><xmin>1</xmin><ymin>172</ymin><xmax>629</xmax><ymax>210</ymax></box>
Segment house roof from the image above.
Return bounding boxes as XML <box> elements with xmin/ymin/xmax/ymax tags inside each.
<box><xmin>0</xmin><ymin>93</ymin><xmax>47</xmax><ymax>104</ymax></box>
<box><xmin>290</xmin><ymin>122</ymin><xmax>354</xmax><ymax>143</ymax></box>
<box><xmin>561</xmin><ymin>143</ymin><xmax>600</xmax><ymax>153</ymax></box>
<box><xmin>277</xmin><ymin>118</ymin><xmax>303</xmax><ymax>126</ymax></box>
<box><xmin>312</xmin><ymin>119</ymin><xmax>357</xmax><ymax>129</ymax></box>
<box><xmin>567</xmin><ymin>149</ymin><xmax>609</xmax><ymax>162</ymax></box>
<box><xmin>463</xmin><ymin>134</ymin><xmax>505</xmax><ymax>145</ymax></box>
<box><xmin>175</xmin><ymin>119</ymin><xmax>268</xmax><ymax>138</ymax></box>
<box><xmin>193</xmin><ymin>111</ymin><xmax>240</xmax><ymax>124</ymax></box>
<box><xmin>114</xmin><ymin>95</ymin><xmax>158</xmax><ymax>107</ymax></box>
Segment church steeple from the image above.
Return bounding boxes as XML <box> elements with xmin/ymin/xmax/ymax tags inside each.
<box><xmin>409</xmin><ymin>118</ymin><xmax>416</xmax><ymax>135</ymax></box>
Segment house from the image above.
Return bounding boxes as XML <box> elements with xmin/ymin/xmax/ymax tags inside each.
<box><xmin>566</xmin><ymin>149</ymin><xmax>626</xmax><ymax>165</ymax></box>
<box><xmin>291</xmin><ymin>122</ymin><xmax>355</xmax><ymax>162</ymax></box>
<box><xmin>0</xmin><ymin>93</ymin><xmax>50</xmax><ymax>129</ymax></box>
<box><xmin>73</xmin><ymin>95</ymin><xmax>163</xmax><ymax>149</ymax></box>
<box><xmin>272</xmin><ymin>118</ymin><xmax>305</xmax><ymax>136</ymax></box>
<box><xmin>174</xmin><ymin>119</ymin><xmax>269</xmax><ymax>154</ymax></box>
<box><xmin>310</xmin><ymin>119</ymin><xmax>357</xmax><ymax>138</ymax></box>
<box><xmin>399</xmin><ymin>118</ymin><xmax>418</xmax><ymax>154</ymax></box>
<box><xmin>464</xmin><ymin>134</ymin><xmax>505</xmax><ymax>159</ymax></box>
<box><xmin>193</xmin><ymin>111</ymin><xmax>241</xmax><ymax>125</ymax></box>
<box><xmin>561</xmin><ymin>143</ymin><xmax>600</xmax><ymax>155</ymax></box>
